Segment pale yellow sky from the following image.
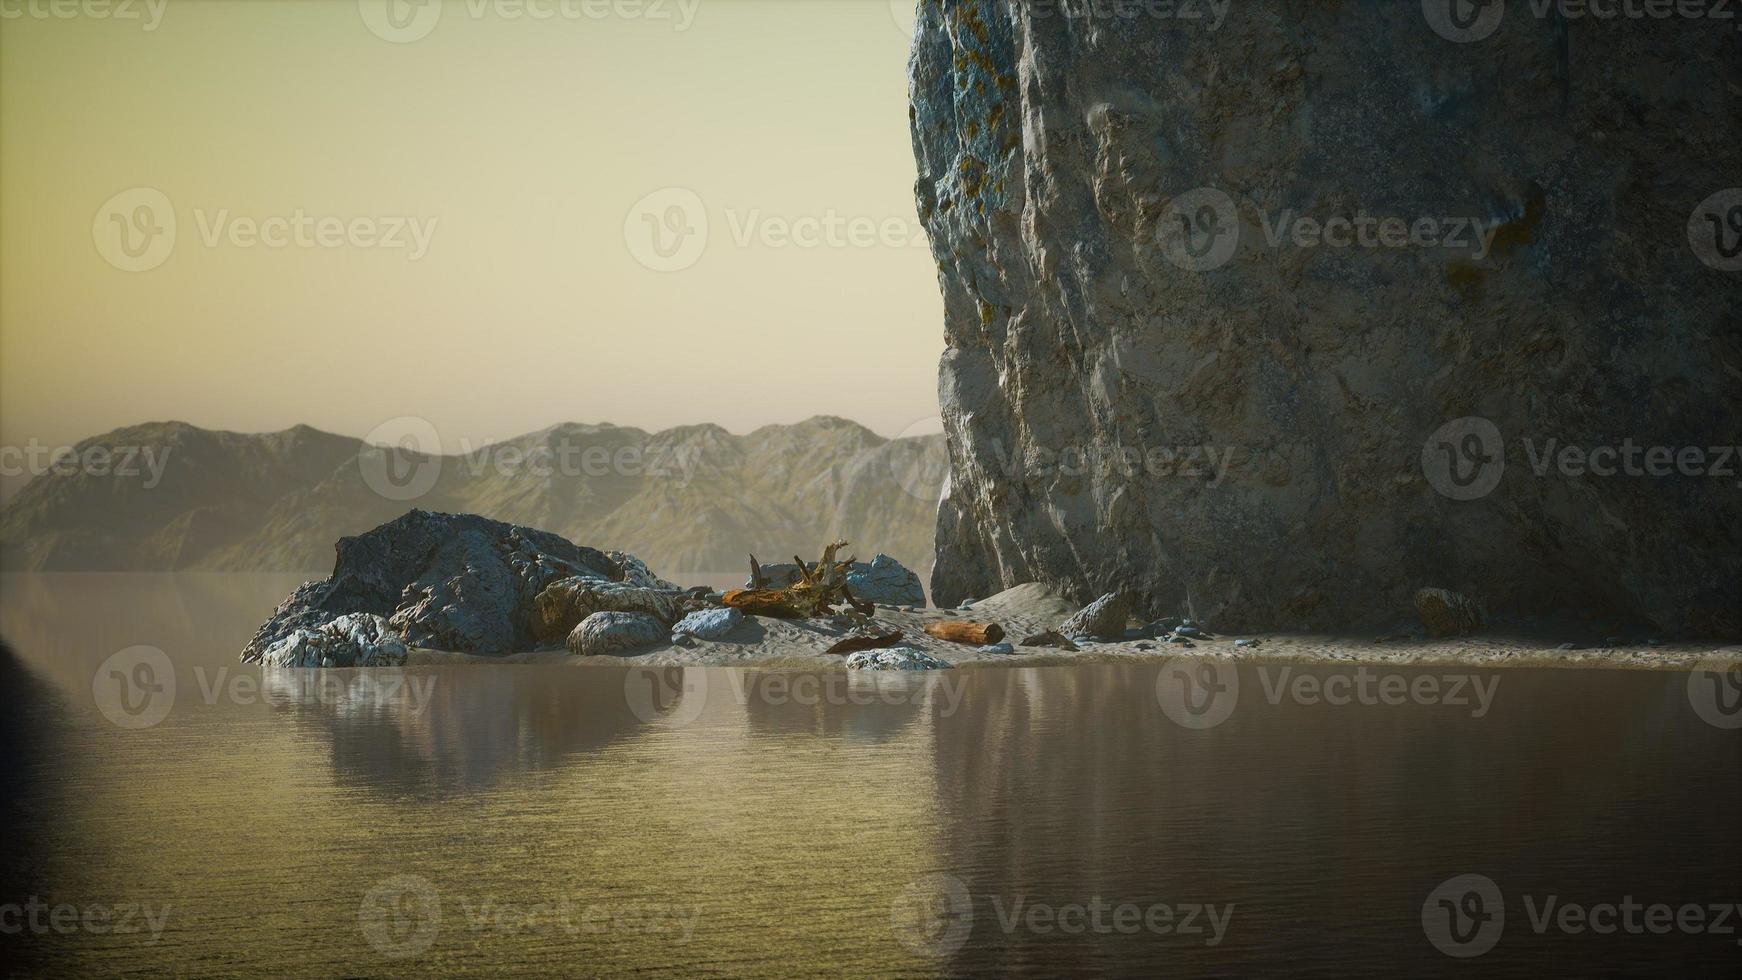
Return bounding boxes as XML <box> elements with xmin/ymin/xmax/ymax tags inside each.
<box><xmin>0</xmin><ymin>0</ymin><xmax>943</xmax><ymax>456</ymax></box>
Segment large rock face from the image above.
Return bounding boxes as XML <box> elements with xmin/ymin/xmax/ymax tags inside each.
<box><xmin>909</xmin><ymin>1</ymin><xmax>1740</xmax><ymax>636</ymax></box>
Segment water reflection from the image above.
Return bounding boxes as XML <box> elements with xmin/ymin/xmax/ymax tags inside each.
<box><xmin>1</xmin><ymin>575</ymin><xmax>1738</xmax><ymax>976</ymax></box>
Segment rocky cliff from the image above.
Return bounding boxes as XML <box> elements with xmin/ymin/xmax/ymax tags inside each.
<box><xmin>908</xmin><ymin>0</ymin><xmax>1740</xmax><ymax>635</ymax></box>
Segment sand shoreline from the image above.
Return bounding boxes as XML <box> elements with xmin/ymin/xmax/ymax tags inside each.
<box><xmin>407</xmin><ymin>583</ymin><xmax>1738</xmax><ymax>672</ymax></box>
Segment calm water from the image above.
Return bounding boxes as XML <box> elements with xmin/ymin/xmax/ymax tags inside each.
<box><xmin>1</xmin><ymin>574</ymin><xmax>1738</xmax><ymax>977</ymax></box>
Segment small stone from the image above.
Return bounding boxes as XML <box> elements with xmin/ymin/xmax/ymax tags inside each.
<box><xmin>1556</xmin><ymin>642</ymin><xmax>1578</xmax><ymax>651</ymax></box>
<box><xmin>1135</xmin><ymin>642</ymin><xmax>1156</xmax><ymax>651</ymax></box>
<box><xmin>1235</xmin><ymin>638</ymin><xmax>1259</xmax><ymax>648</ymax></box>
<box><xmin>982</xmin><ymin>642</ymin><xmax>1015</xmax><ymax>654</ymax></box>
<box><xmin>671</xmin><ymin>633</ymin><xmax>697</xmax><ymax>648</ymax></box>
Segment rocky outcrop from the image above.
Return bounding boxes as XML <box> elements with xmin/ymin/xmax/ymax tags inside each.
<box><xmin>240</xmin><ymin>511</ymin><xmax>644</xmax><ymax>661</ymax></box>
<box><xmin>909</xmin><ymin>1</ymin><xmax>1740</xmax><ymax>636</ymax></box>
<box><xmin>566</xmin><ymin>611</ymin><xmax>667</xmax><ymax>656</ymax></box>
<box><xmin>256</xmin><ymin>613</ymin><xmax>408</xmax><ymax>668</ymax></box>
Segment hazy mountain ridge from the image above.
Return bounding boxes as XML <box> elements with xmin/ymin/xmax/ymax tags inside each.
<box><xmin>0</xmin><ymin>418</ymin><xmax>947</xmax><ymax>579</ymax></box>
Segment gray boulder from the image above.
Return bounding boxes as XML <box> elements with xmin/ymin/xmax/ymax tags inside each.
<box><xmin>241</xmin><ymin>511</ymin><xmax>654</xmax><ymax>661</ymax></box>
<box><xmin>910</xmin><ymin>1</ymin><xmax>1741</xmax><ymax>637</ymax></box>
<box><xmin>672</xmin><ymin>607</ymin><xmax>742</xmax><ymax>641</ymax></box>
<box><xmin>844</xmin><ymin>647</ymin><xmax>952</xmax><ymax>671</ymax></box>
<box><xmin>1059</xmin><ymin>593</ymin><xmax>1134</xmax><ymax>641</ymax></box>
<box><xmin>567</xmin><ymin>611</ymin><xmax>667</xmax><ymax>656</ymax></box>
<box><xmin>845</xmin><ymin>554</ymin><xmax>925</xmax><ymax>607</ymax></box>
<box><xmin>257</xmin><ymin>613</ymin><xmax>408</xmax><ymax>668</ymax></box>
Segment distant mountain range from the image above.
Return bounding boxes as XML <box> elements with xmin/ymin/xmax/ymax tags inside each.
<box><xmin>0</xmin><ymin>418</ymin><xmax>948</xmax><ymax>580</ymax></box>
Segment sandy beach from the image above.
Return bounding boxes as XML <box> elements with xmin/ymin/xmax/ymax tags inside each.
<box><xmin>409</xmin><ymin>582</ymin><xmax>1740</xmax><ymax>672</ymax></box>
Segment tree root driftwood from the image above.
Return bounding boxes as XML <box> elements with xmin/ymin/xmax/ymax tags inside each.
<box><xmin>724</xmin><ymin>541</ymin><xmax>875</xmax><ymax>619</ymax></box>
<box><xmin>825</xmin><ymin>627</ymin><xmax>904</xmax><ymax>656</ymax></box>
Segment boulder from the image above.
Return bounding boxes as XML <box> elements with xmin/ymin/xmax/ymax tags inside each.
<box><xmin>910</xmin><ymin>1</ymin><xmax>1741</xmax><ymax>637</ymax></box>
<box><xmin>1059</xmin><ymin>592</ymin><xmax>1134</xmax><ymax>640</ymax></box>
<box><xmin>531</xmin><ymin>578</ymin><xmax>680</xmax><ymax>646</ymax></box>
<box><xmin>844</xmin><ymin>647</ymin><xmax>952</xmax><ymax>671</ymax></box>
<box><xmin>1414</xmin><ymin>588</ymin><xmax>1484</xmax><ymax>637</ymax></box>
<box><xmin>567</xmin><ymin>611</ymin><xmax>667</xmax><ymax>657</ymax></box>
<box><xmin>257</xmin><ymin>613</ymin><xmax>408</xmax><ymax>668</ymax></box>
<box><xmin>672</xmin><ymin>607</ymin><xmax>742</xmax><ymax>641</ymax></box>
<box><xmin>241</xmin><ymin>511</ymin><xmax>657</xmax><ymax>661</ymax></box>
<box><xmin>845</xmin><ymin>554</ymin><xmax>925</xmax><ymax>607</ymax></box>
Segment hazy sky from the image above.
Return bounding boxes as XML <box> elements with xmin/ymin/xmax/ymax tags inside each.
<box><xmin>0</xmin><ymin>0</ymin><xmax>943</xmax><ymax>456</ymax></box>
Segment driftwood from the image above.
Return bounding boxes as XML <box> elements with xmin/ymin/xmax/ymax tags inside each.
<box><xmin>724</xmin><ymin>541</ymin><xmax>875</xmax><ymax>619</ymax></box>
<box><xmin>923</xmin><ymin>621</ymin><xmax>1005</xmax><ymax>645</ymax></box>
<box><xmin>825</xmin><ymin>628</ymin><xmax>904</xmax><ymax>656</ymax></box>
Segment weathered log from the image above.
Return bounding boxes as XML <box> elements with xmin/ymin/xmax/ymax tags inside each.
<box><xmin>825</xmin><ymin>628</ymin><xmax>904</xmax><ymax>655</ymax></box>
<box><xmin>923</xmin><ymin>621</ymin><xmax>1004</xmax><ymax>645</ymax></box>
